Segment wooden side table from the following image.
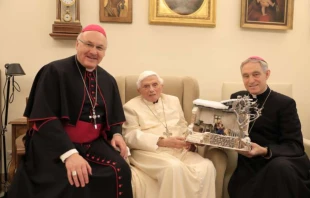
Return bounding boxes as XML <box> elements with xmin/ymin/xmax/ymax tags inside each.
<box><xmin>8</xmin><ymin>117</ymin><xmax>27</xmax><ymax>182</ymax></box>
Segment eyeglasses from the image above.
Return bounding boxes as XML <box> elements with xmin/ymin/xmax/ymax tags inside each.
<box><xmin>78</xmin><ymin>39</ymin><xmax>106</xmax><ymax>52</ymax></box>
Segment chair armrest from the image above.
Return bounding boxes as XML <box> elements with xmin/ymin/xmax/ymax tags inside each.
<box><xmin>199</xmin><ymin>146</ymin><xmax>228</xmax><ymax>198</ymax></box>
<box><xmin>304</xmin><ymin>138</ymin><xmax>310</xmax><ymax>158</ymax></box>
<box><xmin>222</xmin><ymin>150</ymin><xmax>238</xmax><ymax>198</ymax></box>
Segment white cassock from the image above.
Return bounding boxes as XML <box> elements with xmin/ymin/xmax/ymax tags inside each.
<box><xmin>123</xmin><ymin>94</ymin><xmax>216</xmax><ymax>198</ymax></box>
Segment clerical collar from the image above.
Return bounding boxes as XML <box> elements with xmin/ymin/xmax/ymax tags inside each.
<box><xmin>86</xmin><ymin>68</ymin><xmax>95</xmax><ymax>72</ymax></box>
<box><xmin>142</xmin><ymin>97</ymin><xmax>161</xmax><ymax>105</ymax></box>
<box><xmin>75</xmin><ymin>57</ymin><xmax>96</xmax><ymax>72</ymax></box>
<box><xmin>250</xmin><ymin>86</ymin><xmax>270</xmax><ymax>100</ymax></box>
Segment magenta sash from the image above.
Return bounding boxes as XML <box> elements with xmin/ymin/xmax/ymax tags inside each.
<box><xmin>64</xmin><ymin>121</ymin><xmax>107</xmax><ymax>143</ymax></box>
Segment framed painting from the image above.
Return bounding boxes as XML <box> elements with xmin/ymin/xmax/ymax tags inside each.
<box><xmin>241</xmin><ymin>0</ymin><xmax>294</xmax><ymax>30</ymax></box>
<box><xmin>149</xmin><ymin>0</ymin><xmax>216</xmax><ymax>27</ymax></box>
<box><xmin>99</xmin><ymin>0</ymin><xmax>132</xmax><ymax>23</ymax></box>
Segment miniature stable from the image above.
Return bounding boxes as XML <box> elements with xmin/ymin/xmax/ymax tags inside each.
<box><xmin>186</xmin><ymin>96</ymin><xmax>262</xmax><ymax>151</ymax></box>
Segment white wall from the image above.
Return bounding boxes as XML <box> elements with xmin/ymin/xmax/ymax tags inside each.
<box><xmin>0</xmin><ymin>0</ymin><xmax>310</xmax><ymax>165</ymax></box>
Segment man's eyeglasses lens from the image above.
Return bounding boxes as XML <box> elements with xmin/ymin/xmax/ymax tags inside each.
<box><xmin>78</xmin><ymin>39</ymin><xmax>105</xmax><ymax>51</ymax></box>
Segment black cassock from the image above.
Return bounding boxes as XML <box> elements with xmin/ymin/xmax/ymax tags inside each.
<box><xmin>8</xmin><ymin>56</ymin><xmax>133</xmax><ymax>198</ymax></box>
<box><xmin>228</xmin><ymin>87</ymin><xmax>310</xmax><ymax>198</ymax></box>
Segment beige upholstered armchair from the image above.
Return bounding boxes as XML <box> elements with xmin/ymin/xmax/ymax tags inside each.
<box><xmin>115</xmin><ymin>76</ymin><xmax>199</xmax><ymax>124</ymax></box>
<box><xmin>115</xmin><ymin>75</ymin><xmax>227</xmax><ymax>198</ymax></box>
<box><xmin>221</xmin><ymin>82</ymin><xmax>310</xmax><ymax>198</ymax></box>
<box><xmin>15</xmin><ymin>76</ymin><xmax>227</xmax><ymax>198</ymax></box>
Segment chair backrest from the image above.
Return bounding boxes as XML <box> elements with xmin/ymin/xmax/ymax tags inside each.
<box><xmin>115</xmin><ymin>75</ymin><xmax>199</xmax><ymax>124</ymax></box>
<box><xmin>221</xmin><ymin>82</ymin><xmax>292</xmax><ymax>100</ymax></box>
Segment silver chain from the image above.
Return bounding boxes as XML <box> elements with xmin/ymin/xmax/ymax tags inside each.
<box><xmin>142</xmin><ymin>98</ymin><xmax>170</xmax><ymax>136</ymax></box>
<box><xmin>248</xmin><ymin>89</ymin><xmax>272</xmax><ymax>134</ymax></box>
<box><xmin>74</xmin><ymin>56</ymin><xmax>98</xmax><ymax>113</ymax></box>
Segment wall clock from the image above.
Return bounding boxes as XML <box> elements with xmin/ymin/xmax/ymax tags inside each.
<box><xmin>50</xmin><ymin>0</ymin><xmax>82</xmax><ymax>39</ymax></box>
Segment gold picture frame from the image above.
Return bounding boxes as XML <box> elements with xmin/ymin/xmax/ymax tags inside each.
<box><xmin>241</xmin><ymin>0</ymin><xmax>294</xmax><ymax>30</ymax></box>
<box><xmin>149</xmin><ymin>0</ymin><xmax>216</xmax><ymax>27</ymax></box>
<box><xmin>99</xmin><ymin>0</ymin><xmax>132</xmax><ymax>23</ymax></box>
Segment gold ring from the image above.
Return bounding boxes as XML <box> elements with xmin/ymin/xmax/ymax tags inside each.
<box><xmin>72</xmin><ymin>170</ymin><xmax>77</xmax><ymax>176</ymax></box>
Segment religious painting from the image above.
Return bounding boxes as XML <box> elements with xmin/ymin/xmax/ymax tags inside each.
<box><xmin>99</xmin><ymin>0</ymin><xmax>132</xmax><ymax>23</ymax></box>
<box><xmin>149</xmin><ymin>0</ymin><xmax>216</xmax><ymax>27</ymax></box>
<box><xmin>241</xmin><ymin>0</ymin><xmax>294</xmax><ymax>30</ymax></box>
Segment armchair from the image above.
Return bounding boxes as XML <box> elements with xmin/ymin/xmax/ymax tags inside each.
<box><xmin>15</xmin><ymin>76</ymin><xmax>227</xmax><ymax>198</ymax></box>
<box><xmin>115</xmin><ymin>75</ymin><xmax>227</xmax><ymax>198</ymax></box>
<box><xmin>221</xmin><ymin>82</ymin><xmax>310</xmax><ymax>198</ymax></box>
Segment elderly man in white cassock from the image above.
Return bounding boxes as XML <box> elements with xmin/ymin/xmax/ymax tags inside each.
<box><xmin>123</xmin><ymin>71</ymin><xmax>216</xmax><ymax>198</ymax></box>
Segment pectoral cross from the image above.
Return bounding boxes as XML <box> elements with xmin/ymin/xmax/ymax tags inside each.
<box><xmin>89</xmin><ymin>110</ymin><xmax>100</xmax><ymax>129</ymax></box>
<box><xmin>163</xmin><ymin>128</ymin><xmax>172</xmax><ymax>137</ymax></box>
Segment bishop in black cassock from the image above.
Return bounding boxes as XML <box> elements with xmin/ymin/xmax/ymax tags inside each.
<box><xmin>228</xmin><ymin>56</ymin><xmax>310</xmax><ymax>198</ymax></box>
<box><xmin>8</xmin><ymin>25</ymin><xmax>133</xmax><ymax>198</ymax></box>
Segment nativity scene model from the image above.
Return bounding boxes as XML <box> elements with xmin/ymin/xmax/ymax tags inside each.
<box><xmin>186</xmin><ymin>96</ymin><xmax>262</xmax><ymax>151</ymax></box>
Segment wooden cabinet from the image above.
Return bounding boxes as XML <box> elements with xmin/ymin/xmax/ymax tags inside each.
<box><xmin>8</xmin><ymin>117</ymin><xmax>27</xmax><ymax>182</ymax></box>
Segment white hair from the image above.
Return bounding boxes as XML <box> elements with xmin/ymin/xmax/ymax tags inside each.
<box><xmin>136</xmin><ymin>71</ymin><xmax>164</xmax><ymax>89</ymax></box>
<box><xmin>240</xmin><ymin>57</ymin><xmax>269</xmax><ymax>73</ymax></box>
